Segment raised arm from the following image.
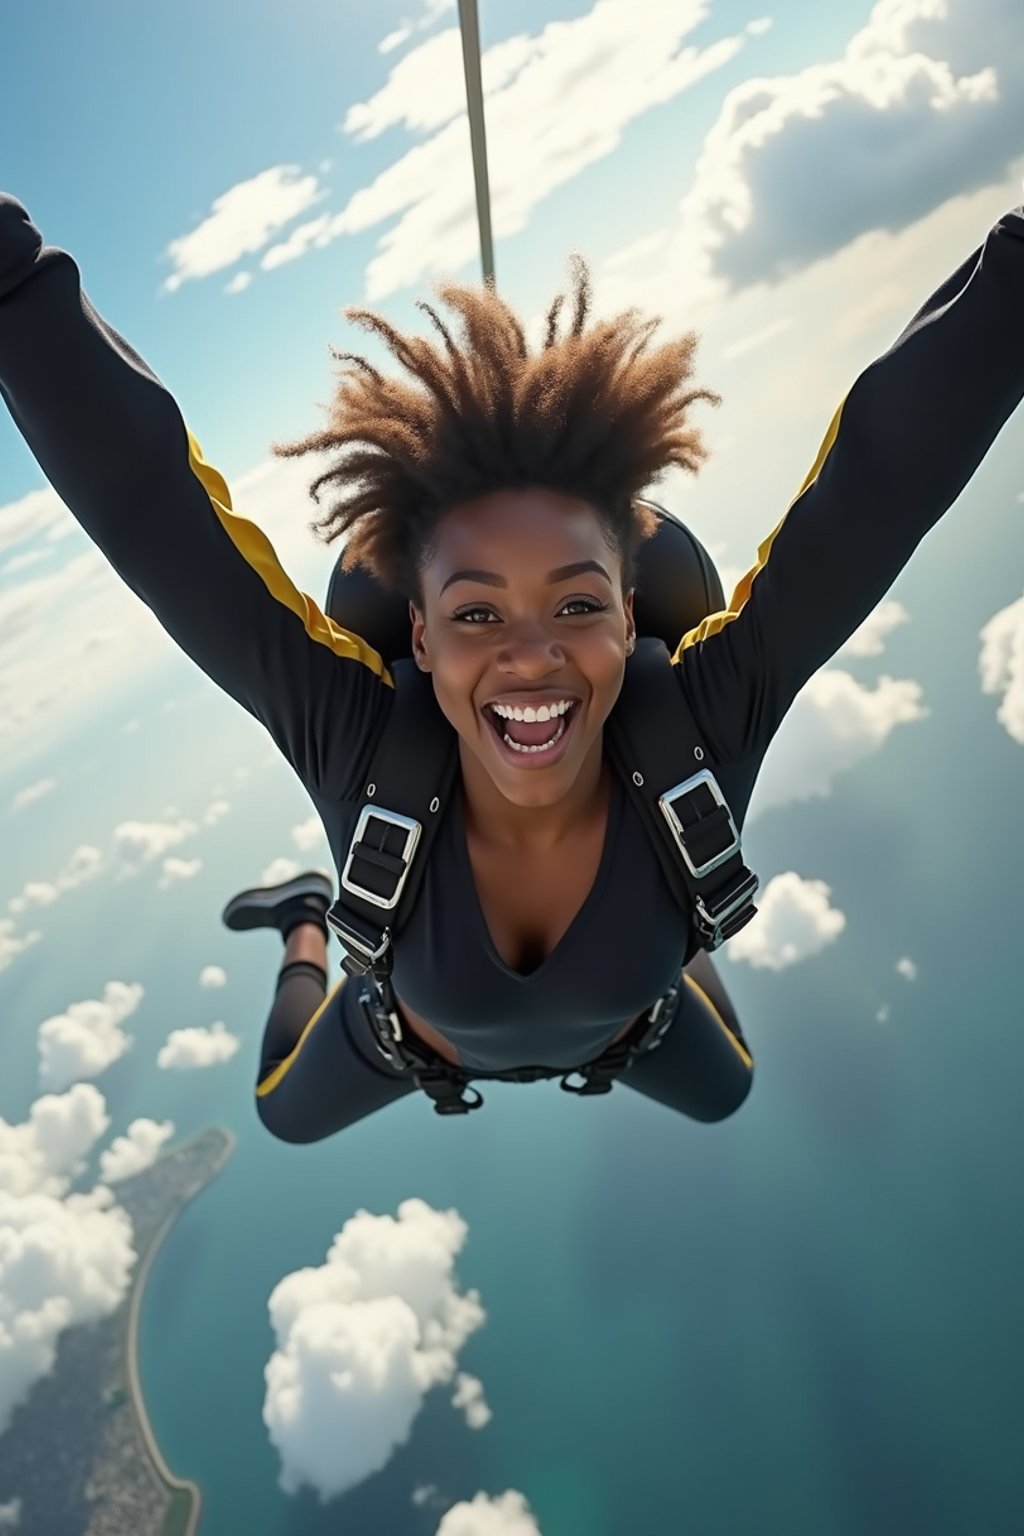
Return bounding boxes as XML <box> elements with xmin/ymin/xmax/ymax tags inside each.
<box><xmin>0</xmin><ymin>194</ymin><xmax>391</xmax><ymax>798</ymax></box>
<box><xmin>674</xmin><ymin>199</ymin><xmax>1024</xmax><ymax>767</ymax></box>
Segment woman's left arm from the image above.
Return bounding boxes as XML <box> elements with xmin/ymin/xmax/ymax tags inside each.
<box><xmin>674</xmin><ymin>198</ymin><xmax>1024</xmax><ymax>765</ymax></box>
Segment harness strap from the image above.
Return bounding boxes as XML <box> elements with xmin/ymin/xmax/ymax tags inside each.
<box><xmin>357</xmin><ymin>973</ymin><xmax>683</xmax><ymax>1117</ymax></box>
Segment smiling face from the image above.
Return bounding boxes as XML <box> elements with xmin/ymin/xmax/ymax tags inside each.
<box><xmin>409</xmin><ymin>487</ymin><xmax>636</xmax><ymax>818</ymax></box>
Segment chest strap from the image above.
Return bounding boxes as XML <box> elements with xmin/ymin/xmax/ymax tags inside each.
<box><xmin>326</xmin><ymin>640</ymin><xmax>758</xmax><ymax>980</ymax></box>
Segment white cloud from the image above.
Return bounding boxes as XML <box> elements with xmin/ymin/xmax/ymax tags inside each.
<box><xmin>263</xmin><ymin>1198</ymin><xmax>486</xmax><ymax>1500</ymax></box>
<box><xmin>978</xmin><ymin>587</ymin><xmax>1024</xmax><ymax>742</ymax></box>
<box><xmin>293</xmin><ymin>815</ymin><xmax>328</xmax><ymax>852</ymax></box>
<box><xmin>157</xmin><ymin>856</ymin><xmax>202</xmax><ymax>888</ymax></box>
<box><xmin>0</xmin><ymin>1084</ymin><xmax>136</xmax><ymax>1438</ymax></box>
<box><xmin>161</xmin><ymin>167</ymin><xmax>329</xmax><ymax>293</ymax></box>
<box><xmin>199</xmin><ymin>965</ymin><xmax>226</xmax><ymax>988</ymax></box>
<box><xmin>435</xmin><ymin>1490</ymin><xmax>542</xmax><ymax>1535</ymax></box>
<box><xmin>724</xmin><ymin>870</ymin><xmax>846</xmax><ymax>971</ymax></box>
<box><xmin>37</xmin><ymin>981</ymin><xmax>143</xmax><ymax>1093</ymax></box>
<box><xmin>0</xmin><ymin>1497</ymin><xmax>22</xmax><ymax>1529</ymax></box>
<box><xmin>111</xmin><ymin>815</ymin><xmax>199</xmax><ymax>877</ymax></box>
<box><xmin>896</xmin><ymin>956</ymin><xmax>918</xmax><ymax>980</ymax></box>
<box><xmin>8</xmin><ymin>777</ymin><xmax>56</xmax><ymax>813</ymax></box>
<box><xmin>98</xmin><ymin>1119</ymin><xmax>176</xmax><ymax>1184</ymax></box>
<box><xmin>450</xmin><ymin>1371</ymin><xmax>492</xmax><ymax>1430</ymax></box>
<box><xmin>747</xmin><ymin>668</ymin><xmax>929</xmax><ymax>824</ymax></box>
<box><xmin>156</xmin><ymin>1021</ymin><xmax>240</xmax><ymax>1070</ymax></box>
<box><xmin>834</xmin><ymin>600</ymin><xmax>911</xmax><ymax>658</ymax></box>
<box><xmin>255</xmin><ymin>0</ymin><xmax>755</xmax><ymax>300</ymax></box>
<box><xmin>8</xmin><ymin>845</ymin><xmax>103</xmax><ymax>914</ymax></box>
<box><xmin>0</xmin><ymin>919</ymin><xmax>41</xmax><ymax>977</ymax></box>
<box><xmin>669</xmin><ymin>0</ymin><xmax>1013</xmax><ymax>299</ymax></box>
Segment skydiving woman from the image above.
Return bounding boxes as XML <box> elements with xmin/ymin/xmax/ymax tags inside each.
<box><xmin>1</xmin><ymin>187</ymin><xmax>1022</xmax><ymax>1143</ymax></box>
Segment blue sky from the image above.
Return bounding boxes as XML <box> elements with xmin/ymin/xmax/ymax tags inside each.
<box><xmin>1</xmin><ymin>1</ymin><xmax>1024</xmax><ymax>1531</ymax></box>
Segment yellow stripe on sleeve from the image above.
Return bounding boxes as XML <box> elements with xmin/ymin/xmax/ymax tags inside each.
<box><xmin>185</xmin><ymin>427</ymin><xmax>394</xmax><ymax>687</ymax></box>
<box><xmin>670</xmin><ymin>394</ymin><xmax>848</xmax><ymax>664</ymax></box>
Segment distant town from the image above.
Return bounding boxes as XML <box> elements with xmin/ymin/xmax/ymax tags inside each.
<box><xmin>0</xmin><ymin>1126</ymin><xmax>234</xmax><ymax>1536</ymax></box>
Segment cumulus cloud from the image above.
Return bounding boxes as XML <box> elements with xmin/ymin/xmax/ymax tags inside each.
<box><xmin>835</xmin><ymin>600</ymin><xmax>911</xmax><ymax>658</ymax></box>
<box><xmin>435</xmin><ymin>1490</ymin><xmax>542</xmax><ymax>1535</ymax></box>
<box><xmin>747</xmin><ymin>667</ymin><xmax>929</xmax><ymax>823</ymax></box>
<box><xmin>450</xmin><ymin>1372</ymin><xmax>492</xmax><ymax>1430</ymax></box>
<box><xmin>724</xmin><ymin>870</ymin><xmax>847</xmax><ymax>970</ymax></box>
<box><xmin>292</xmin><ymin>815</ymin><xmax>329</xmax><ymax>852</ymax></box>
<box><xmin>7</xmin><ymin>846</ymin><xmax>103</xmax><ymax>914</ymax></box>
<box><xmin>156</xmin><ymin>1021</ymin><xmax>240</xmax><ymax>1070</ymax></box>
<box><xmin>896</xmin><ymin>956</ymin><xmax>918</xmax><ymax>981</ymax></box>
<box><xmin>37</xmin><ymin>981</ymin><xmax>143</xmax><ymax>1093</ymax></box>
<box><xmin>672</xmin><ymin>0</ymin><xmax>1014</xmax><ymax>299</ymax></box>
<box><xmin>0</xmin><ymin>1497</ymin><xmax>21</xmax><ymax>1529</ymax></box>
<box><xmin>199</xmin><ymin>965</ymin><xmax>226</xmax><ymax>988</ymax></box>
<box><xmin>978</xmin><ymin>587</ymin><xmax>1024</xmax><ymax>742</ymax></box>
<box><xmin>157</xmin><ymin>856</ymin><xmax>202</xmax><ymax>888</ymax></box>
<box><xmin>98</xmin><ymin>1119</ymin><xmax>176</xmax><ymax>1184</ymax></box>
<box><xmin>0</xmin><ymin>1085</ymin><xmax>136</xmax><ymax>1437</ymax></box>
<box><xmin>263</xmin><ymin>1198</ymin><xmax>487</xmax><ymax>1501</ymax></box>
<box><xmin>111</xmin><ymin>815</ymin><xmax>199</xmax><ymax>877</ymax></box>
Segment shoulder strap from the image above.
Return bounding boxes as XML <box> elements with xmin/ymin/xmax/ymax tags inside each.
<box><xmin>325</xmin><ymin>658</ymin><xmax>457</xmax><ymax>980</ymax></box>
<box><xmin>603</xmin><ymin>638</ymin><xmax>759</xmax><ymax>962</ymax></box>
<box><xmin>325</xmin><ymin>638</ymin><xmax>758</xmax><ymax>980</ymax></box>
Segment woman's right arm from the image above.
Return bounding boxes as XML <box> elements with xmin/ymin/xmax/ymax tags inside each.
<box><xmin>0</xmin><ymin>193</ymin><xmax>392</xmax><ymax>798</ymax></box>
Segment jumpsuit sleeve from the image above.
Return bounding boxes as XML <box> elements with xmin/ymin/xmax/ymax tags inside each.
<box><xmin>0</xmin><ymin>193</ymin><xmax>391</xmax><ymax>802</ymax></box>
<box><xmin>672</xmin><ymin>202</ymin><xmax>1024</xmax><ymax>768</ymax></box>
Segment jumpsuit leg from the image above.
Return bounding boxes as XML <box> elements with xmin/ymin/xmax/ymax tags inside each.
<box><xmin>253</xmin><ymin>960</ymin><xmax>417</xmax><ymax>1144</ymax></box>
<box><xmin>621</xmin><ymin>950</ymin><xmax>754</xmax><ymax>1122</ymax></box>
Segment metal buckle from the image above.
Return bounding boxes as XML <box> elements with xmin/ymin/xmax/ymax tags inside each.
<box><xmin>658</xmin><ymin>769</ymin><xmax>740</xmax><ymax>880</ymax></box>
<box><xmin>695</xmin><ymin>870</ymin><xmax>760</xmax><ymax>947</ymax></box>
<box><xmin>340</xmin><ymin>804</ymin><xmax>422</xmax><ymax>910</ymax></box>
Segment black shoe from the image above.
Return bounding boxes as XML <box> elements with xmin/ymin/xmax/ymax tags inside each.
<box><xmin>221</xmin><ymin>870</ymin><xmax>334</xmax><ymax>934</ymax></box>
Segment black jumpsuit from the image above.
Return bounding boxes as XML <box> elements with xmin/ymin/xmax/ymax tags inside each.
<box><xmin>2</xmin><ymin>194</ymin><xmax>1022</xmax><ymax>1140</ymax></box>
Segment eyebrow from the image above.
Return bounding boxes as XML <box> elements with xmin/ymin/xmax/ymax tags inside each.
<box><xmin>439</xmin><ymin>559</ymin><xmax>612</xmax><ymax>597</ymax></box>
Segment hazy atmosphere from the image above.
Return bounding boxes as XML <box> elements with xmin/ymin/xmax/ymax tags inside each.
<box><xmin>1</xmin><ymin>1</ymin><xmax>1022</xmax><ymax>1532</ymax></box>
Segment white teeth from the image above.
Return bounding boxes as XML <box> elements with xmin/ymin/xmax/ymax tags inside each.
<box><xmin>490</xmin><ymin>699</ymin><xmax>574</xmax><ymax>723</ymax></box>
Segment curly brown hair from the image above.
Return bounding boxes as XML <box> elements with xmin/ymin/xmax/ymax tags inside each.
<box><xmin>270</xmin><ymin>252</ymin><xmax>721</xmax><ymax>606</ymax></box>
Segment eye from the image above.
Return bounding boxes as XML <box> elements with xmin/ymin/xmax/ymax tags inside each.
<box><xmin>451</xmin><ymin>598</ymin><xmax>609</xmax><ymax>624</ymax></box>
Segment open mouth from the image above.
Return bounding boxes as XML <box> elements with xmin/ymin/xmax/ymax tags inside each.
<box><xmin>483</xmin><ymin>701</ymin><xmax>581</xmax><ymax>767</ymax></box>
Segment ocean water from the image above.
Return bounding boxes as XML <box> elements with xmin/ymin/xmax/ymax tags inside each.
<box><xmin>3</xmin><ymin>459</ymin><xmax>1024</xmax><ymax>1535</ymax></box>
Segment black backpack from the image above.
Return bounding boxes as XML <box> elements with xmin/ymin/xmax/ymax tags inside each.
<box><xmin>322</xmin><ymin>501</ymin><xmax>759</xmax><ymax>1114</ymax></box>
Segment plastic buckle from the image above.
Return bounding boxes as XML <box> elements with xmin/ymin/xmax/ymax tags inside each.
<box><xmin>694</xmin><ymin>870</ymin><xmax>760</xmax><ymax>950</ymax></box>
<box><xmin>632</xmin><ymin>980</ymin><xmax>682</xmax><ymax>1054</ymax></box>
<box><xmin>418</xmin><ymin>1076</ymin><xmax>484</xmax><ymax>1115</ymax></box>
<box><xmin>659</xmin><ymin>769</ymin><xmax>740</xmax><ymax>879</ymax></box>
<box><xmin>340</xmin><ymin>805</ymin><xmax>421</xmax><ymax>909</ymax></box>
<box><xmin>560</xmin><ymin>1068</ymin><xmax>615</xmax><ymax>1097</ymax></box>
<box><xmin>357</xmin><ymin>984</ymin><xmax>411</xmax><ymax>1069</ymax></box>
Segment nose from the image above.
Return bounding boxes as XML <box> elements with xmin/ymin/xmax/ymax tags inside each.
<box><xmin>495</xmin><ymin>623</ymin><xmax>566</xmax><ymax>676</ymax></box>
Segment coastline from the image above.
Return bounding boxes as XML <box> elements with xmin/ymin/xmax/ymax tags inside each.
<box><xmin>124</xmin><ymin>1125</ymin><xmax>237</xmax><ymax>1536</ymax></box>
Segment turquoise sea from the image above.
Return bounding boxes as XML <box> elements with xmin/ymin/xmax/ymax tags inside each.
<box><xmin>3</xmin><ymin>444</ymin><xmax>1023</xmax><ymax>1535</ymax></box>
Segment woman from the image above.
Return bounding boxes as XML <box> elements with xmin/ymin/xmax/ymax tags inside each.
<box><xmin>2</xmin><ymin>192</ymin><xmax>1022</xmax><ymax>1143</ymax></box>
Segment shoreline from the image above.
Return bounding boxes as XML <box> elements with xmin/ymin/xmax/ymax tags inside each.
<box><xmin>123</xmin><ymin>1125</ymin><xmax>237</xmax><ymax>1536</ymax></box>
